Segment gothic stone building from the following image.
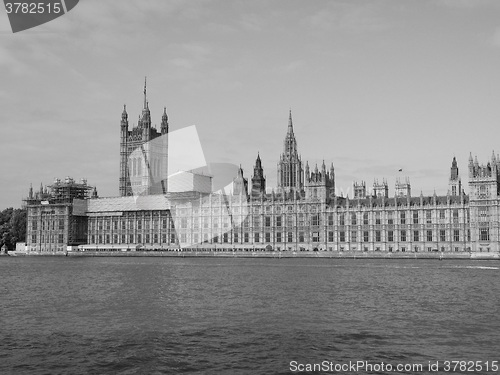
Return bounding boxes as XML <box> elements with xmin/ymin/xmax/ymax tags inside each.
<box><xmin>24</xmin><ymin>178</ymin><xmax>95</xmax><ymax>252</ymax></box>
<box><xmin>23</xmin><ymin>90</ymin><xmax>500</xmax><ymax>254</ymax></box>
<box><xmin>119</xmin><ymin>78</ymin><xmax>169</xmax><ymax>197</ymax></box>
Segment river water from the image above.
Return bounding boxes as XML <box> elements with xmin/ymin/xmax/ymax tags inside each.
<box><xmin>0</xmin><ymin>257</ymin><xmax>499</xmax><ymax>374</ymax></box>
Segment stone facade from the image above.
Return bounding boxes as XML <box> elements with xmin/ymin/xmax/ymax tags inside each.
<box><xmin>24</xmin><ymin>178</ymin><xmax>94</xmax><ymax>253</ymax></box>
<box><xmin>468</xmin><ymin>152</ymin><xmax>500</xmax><ymax>252</ymax></box>
<box><xmin>23</xmin><ymin>103</ymin><xmax>500</xmax><ymax>254</ymax></box>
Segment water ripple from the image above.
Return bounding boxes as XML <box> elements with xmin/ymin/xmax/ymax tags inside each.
<box><xmin>1</xmin><ymin>257</ymin><xmax>499</xmax><ymax>374</ymax></box>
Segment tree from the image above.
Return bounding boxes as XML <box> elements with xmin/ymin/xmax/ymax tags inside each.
<box><xmin>0</xmin><ymin>207</ymin><xmax>27</xmax><ymax>250</ymax></box>
<box><xmin>10</xmin><ymin>209</ymin><xmax>27</xmax><ymax>245</ymax></box>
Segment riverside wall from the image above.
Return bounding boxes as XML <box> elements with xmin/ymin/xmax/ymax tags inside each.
<box><xmin>8</xmin><ymin>250</ymin><xmax>500</xmax><ymax>260</ymax></box>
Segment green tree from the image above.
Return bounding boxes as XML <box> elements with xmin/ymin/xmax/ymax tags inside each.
<box><xmin>10</xmin><ymin>209</ymin><xmax>27</xmax><ymax>245</ymax></box>
<box><xmin>0</xmin><ymin>207</ymin><xmax>27</xmax><ymax>250</ymax></box>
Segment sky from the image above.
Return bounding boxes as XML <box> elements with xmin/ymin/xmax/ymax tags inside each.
<box><xmin>1</xmin><ymin>0</ymin><xmax>500</xmax><ymax>209</ymax></box>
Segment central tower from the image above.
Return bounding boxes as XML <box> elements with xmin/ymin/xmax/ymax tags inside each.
<box><xmin>119</xmin><ymin>78</ymin><xmax>169</xmax><ymax>196</ymax></box>
<box><xmin>277</xmin><ymin>110</ymin><xmax>303</xmax><ymax>193</ymax></box>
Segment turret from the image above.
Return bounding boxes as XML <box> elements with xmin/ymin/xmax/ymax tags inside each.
<box><xmin>121</xmin><ymin>105</ymin><xmax>128</xmax><ymax>130</ymax></box>
<box><xmin>450</xmin><ymin>156</ymin><xmax>458</xmax><ymax>180</ymax></box>
<box><xmin>305</xmin><ymin>160</ymin><xmax>335</xmax><ymax>201</ymax></box>
<box><xmin>353</xmin><ymin>181</ymin><xmax>366</xmax><ymax>199</ymax></box>
<box><xmin>395</xmin><ymin>177</ymin><xmax>411</xmax><ymax>198</ymax></box>
<box><xmin>373</xmin><ymin>179</ymin><xmax>389</xmax><ymax>198</ymax></box>
<box><xmin>449</xmin><ymin>156</ymin><xmax>462</xmax><ymax>196</ymax></box>
<box><xmin>161</xmin><ymin>107</ymin><xmax>169</xmax><ymax>135</ymax></box>
<box><xmin>469</xmin><ymin>153</ymin><xmax>474</xmax><ymax>178</ymax></box>
<box><xmin>251</xmin><ymin>153</ymin><xmax>266</xmax><ymax>198</ymax></box>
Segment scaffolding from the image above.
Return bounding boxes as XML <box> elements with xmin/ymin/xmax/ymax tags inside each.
<box><xmin>24</xmin><ymin>177</ymin><xmax>96</xmax><ymax>205</ymax></box>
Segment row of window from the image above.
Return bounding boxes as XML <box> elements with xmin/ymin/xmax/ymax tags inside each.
<box><xmin>87</xmin><ymin>207</ymin><xmax>471</xmax><ymax>232</ymax></box>
<box><xmin>335</xmin><ymin>229</ymin><xmax>470</xmax><ymax>243</ymax></box>
<box><xmin>87</xmin><ymin>228</ymin><xmax>483</xmax><ymax>245</ymax></box>
<box><xmin>89</xmin><ymin>218</ymin><xmax>174</xmax><ymax>231</ymax></box>
<box><xmin>31</xmin><ymin>234</ymin><xmax>64</xmax><ymax>244</ymax></box>
<box><xmin>335</xmin><ymin>209</ymin><xmax>465</xmax><ymax>225</ymax></box>
<box><xmin>338</xmin><ymin>246</ymin><xmax>469</xmax><ymax>253</ymax></box>
<box><xmin>30</xmin><ymin>219</ymin><xmax>64</xmax><ymax>231</ymax></box>
<box><xmin>90</xmin><ymin>233</ymin><xmax>176</xmax><ymax>245</ymax></box>
<box><xmin>172</xmin><ymin>209</ymin><xmax>467</xmax><ymax>222</ymax></box>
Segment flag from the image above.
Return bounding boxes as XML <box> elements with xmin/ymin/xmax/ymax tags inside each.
<box><xmin>398</xmin><ymin>169</ymin><xmax>403</xmax><ymax>172</ymax></box>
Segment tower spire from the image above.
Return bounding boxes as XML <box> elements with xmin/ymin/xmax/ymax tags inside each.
<box><xmin>143</xmin><ymin>76</ymin><xmax>147</xmax><ymax>110</ymax></box>
<box><xmin>121</xmin><ymin>104</ymin><xmax>128</xmax><ymax>123</ymax></box>
<box><xmin>278</xmin><ymin>110</ymin><xmax>303</xmax><ymax>193</ymax></box>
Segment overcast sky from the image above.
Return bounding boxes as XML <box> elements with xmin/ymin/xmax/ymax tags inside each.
<box><xmin>1</xmin><ymin>0</ymin><xmax>500</xmax><ymax>209</ymax></box>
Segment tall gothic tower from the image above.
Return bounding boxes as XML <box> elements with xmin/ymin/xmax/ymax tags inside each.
<box><xmin>251</xmin><ymin>153</ymin><xmax>266</xmax><ymax>198</ymax></box>
<box><xmin>119</xmin><ymin>78</ymin><xmax>169</xmax><ymax>196</ymax></box>
<box><xmin>277</xmin><ymin>110</ymin><xmax>303</xmax><ymax>193</ymax></box>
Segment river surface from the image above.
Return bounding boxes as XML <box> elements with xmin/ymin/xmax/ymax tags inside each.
<box><xmin>0</xmin><ymin>257</ymin><xmax>499</xmax><ymax>374</ymax></box>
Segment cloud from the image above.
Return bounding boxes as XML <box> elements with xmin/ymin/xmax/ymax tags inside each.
<box><xmin>239</xmin><ymin>13</ymin><xmax>264</xmax><ymax>32</ymax></box>
<box><xmin>176</xmin><ymin>43</ymin><xmax>211</xmax><ymax>60</ymax></box>
<box><xmin>435</xmin><ymin>0</ymin><xmax>495</xmax><ymax>8</ymax></box>
<box><xmin>204</xmin><ymin>22</ymin><xmax>237</xmax><ymax>35</ymax></box>
<box><xmin>277</xmin><ymin>60</ymin><xmax>305</xmax><ymax>74</ymax></box>
<box><xmin>165</xmin><ymin>42</ymin><xmax>213</xmax><ymax>75</ymax></box>
<box><xmin>304</xmin><ymin>2</ymin><xmax>392</xmax><ymax>34</ymax></box>
<box><xmin>492</xmin><ymin>27</ymin><xmax>500</xmax><ymax>47</ymax></box>
<box><xmin>169</xmin><ymin>58</ymin><xmax>196</xmax><ymax>70</ymax></box>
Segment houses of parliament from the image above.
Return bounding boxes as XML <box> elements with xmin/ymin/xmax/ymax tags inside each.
<box><xmin>22</xmin><ymin>82</ymin><xmax>500</xmax><ymax>254</ymax></box>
